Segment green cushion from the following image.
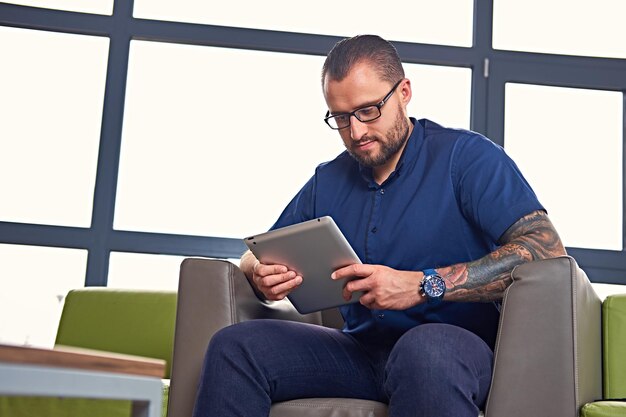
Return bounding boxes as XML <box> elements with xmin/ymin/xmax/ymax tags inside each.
<box><xmin>603</xmin><ymin>294</ymin><xmax>626</xmax><ymax>399</ymax></box>
<box><xmin>581</xmin><ymin>401</ymin><xmax>626</xmax><ymax>417</ymax></box>
<box><xmin>56</xmin><ymin>288</ymin><xmax>177</xmax><ymax>378</ymax></box>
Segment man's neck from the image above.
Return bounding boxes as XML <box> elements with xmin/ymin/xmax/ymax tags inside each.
<box><xmin>373</xmin><ymin>164</ymin><xmax>396</xmax><ymax>185</ymax></box>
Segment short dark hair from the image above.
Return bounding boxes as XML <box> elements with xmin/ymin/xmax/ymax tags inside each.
<box><xmin>321</xmin><ymin>34</ymin><xmax>405</xmax><ymax>86</ymax></box>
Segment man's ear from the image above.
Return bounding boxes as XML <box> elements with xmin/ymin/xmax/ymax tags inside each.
<box><xmin>400</xmin><ymin>78</ymin><xmax>412</xmax><ymax>105</ymax></box>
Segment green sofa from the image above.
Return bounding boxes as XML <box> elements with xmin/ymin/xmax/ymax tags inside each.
<box><xmin>581</xmin><ymin>293</ymin><xmax>626</xmax><ymax>417</ymax></box>
<box><xmin>0</xmin><ymin>288</ymin><xmax>177</xmax><ymax>417</ymax></box>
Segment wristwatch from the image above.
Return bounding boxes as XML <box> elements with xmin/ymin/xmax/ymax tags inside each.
<box><xmin>419</xmin><ymin>269</ymin><xmax>446</xmax><ymax>304</ymax></box>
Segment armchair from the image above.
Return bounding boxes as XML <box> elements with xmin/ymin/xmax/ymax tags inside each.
<box><xmin>167</xmin><ymin>255</ymin><xmax>603</xmax><ymax>417</ymax></box>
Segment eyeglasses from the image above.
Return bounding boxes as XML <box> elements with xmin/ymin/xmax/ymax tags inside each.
<box><xmin>324</xmin><ymin>79</ymin><xmax>403</xmax><ymax>130</ymax></box>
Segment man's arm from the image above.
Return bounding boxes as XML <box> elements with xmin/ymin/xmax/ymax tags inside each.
<box><xmin>440</xmin><ymin>210</ymin><xmax>566</xmax><ymax>302</ymax></box>
<box><xmin>334</xmin><ymin>210</ymin><xmax>566</xmax><ymax>309</ymax></box>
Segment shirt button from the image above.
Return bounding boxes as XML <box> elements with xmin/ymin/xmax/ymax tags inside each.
<box><xmin>371</xmin><ymin>227</ymin><xmax>377</xmax><ymax>233</ymax></box>
<box><xmin>380</xmin><ymin>189</ymin><xmax>385</xmax><ymax>195</ymax></box>
<box><xmin>378</xmin><ymin>313</ymin><xmax>385</xmax><ymax>319</ymax></box>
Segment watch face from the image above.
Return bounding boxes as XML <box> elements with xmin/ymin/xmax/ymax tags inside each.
<box><xmin>424</xmin><ymin>276</ymin><xmax>445</xmax><ymax>298</ymax></box>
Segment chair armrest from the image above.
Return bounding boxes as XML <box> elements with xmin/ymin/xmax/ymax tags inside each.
<box><xmin>167</xmin><ymin>258</ymin><xmax>323</xmax><ymax>417</ymax></box>
<box><xmin>485</xmin><ymin>256</ymin><xmax>602</xmax><ymax>417</ymax></box>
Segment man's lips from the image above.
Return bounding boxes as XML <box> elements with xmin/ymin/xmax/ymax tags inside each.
<box><xmin>354</xmin><ymin>139</ymin><xmax>376</xmax><ymax>150</ymax></box>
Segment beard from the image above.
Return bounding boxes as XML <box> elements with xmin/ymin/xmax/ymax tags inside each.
<box><xmin>345</xmin><ymin>106</ymin><xmax>410</xmax><ymax>168</ymax></box>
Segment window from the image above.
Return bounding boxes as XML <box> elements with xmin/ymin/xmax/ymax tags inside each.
<box><xmin>592</xmin><ymin>283</ymin><xmax>626</xmax><ymax>301</ymax></box>
<box><xmin>115</xmin><ymin>41</ymin><xmax>342</xmax><ymax>238</ymax></box>
<box><xmin>404</xmin><ymin>64</ymin><xmax>471</xmax><ymax>130</ymax></box>
<box><xmin>3</xmin><ymin>0</ymin><xmax>113</xmax><ymax>15</ymax></box>
<box><xmin>108</xmin><ymin>252</ymin><xmax>240</xmax><ymax>290</ymax></box>
<box><xmin>0</xmin><ymin>26</ymin><xmax>108</xmax><ymax>227</ymax></box>
<box><xmin>108</xmin><ymin>252</ymin><xmax>186</xmax><ymax>290</ymax></box>
<box><xmin>493</xmin><ymin>0</ymin><xmax>626</xmax><ymax>59</ymax></box>
<box><xmin>503</xmin><ymin>83</ymin><xmax>623</xmax><ymax>250</ymax></box>
<box><xmin>133</xmin><ymin>0</ymin><xmax>474</xmax><ymax>47</ymax></box>
<box><xmin>0</xmin><ymin>244</ymin><xmax>87</xmax><ymax>347</ymax></box>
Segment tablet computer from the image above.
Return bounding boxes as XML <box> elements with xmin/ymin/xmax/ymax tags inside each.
<box><xmin>243</xmin><ymin>216</ymin><xmax>362</xmax><ymax>314</ymax></box>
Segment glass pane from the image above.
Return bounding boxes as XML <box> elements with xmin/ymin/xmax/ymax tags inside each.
<box><xmin>108</xmin><ymin>252</ymin><xmax>186</xmax><ymax>291</ymax></box>
<box><xmin>108</xmin><ymin>252</ymin><xmax>240</xmax><ymax>290</ymax></box>
<box><xmin>107</xmin><ymin>252</ymin><xmax>239</xmax><ymax>291</ymax></box>
<box><xmin>133</xmin><ymin>0</ymin><xmax>473</xmax><ymax>47</ymax></box>
<box><xmin>504</xmin><ymin>83</ymin><xmax>623</xmax><ymax>250</ymax></box>
<box><xmin>115</xmin><ymin>41</ymin><xmax>472</xmax><ymax>239</ymax></box>
<box><xmin>2</xmin><ymin>0</ymin><xmax>113</xmax><ymax>15</ymax></box>
<box><xmin>0</xmin><ymin>244</ymin><xmax>87</xmax><ymax>347</ymax></box>
<box><xmin>0</xmin><ymin>27</ymin><xmax>109</xmax><ymax>227</ymax></box>
<box><xmin>115</xmin><ymin>42</ymin><xmax>341</xmax><ymax>238</ymax></box>
<box><xmin>493</xmin><ymin>0</ymin><xmax>626</xmax><ymax>59</ymax></box>
<box><xmin>592</xmin><ymin>283</ymin><xmax>626</xmax><ymax>301</ymax></box>
<box><xmin>404</xmin><ymin>64</ymin><xmax>471</xmax><ymax>130</ymax></box>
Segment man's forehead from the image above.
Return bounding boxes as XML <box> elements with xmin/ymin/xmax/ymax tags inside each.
<box><xmin>323</xmin><ymin>68</ymin><xmax>390</xmax><ymax>112</ymax></box>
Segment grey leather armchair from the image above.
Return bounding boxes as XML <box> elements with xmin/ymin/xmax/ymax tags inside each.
<box><xmin>166</xmin><ymin>256</ymin><xmax>602</xmax><ymax>417</ymax></box>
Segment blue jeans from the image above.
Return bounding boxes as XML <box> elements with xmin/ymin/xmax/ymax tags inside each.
<box><xmin>192</xmin><ymin>320</ymin><xmax>493</xmax><ymax>417</ymax></box>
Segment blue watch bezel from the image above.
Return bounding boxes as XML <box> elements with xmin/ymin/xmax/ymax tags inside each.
<box><xmin>420</xmin><ymin>269</ymin><xmax>446</xmax><ymax>304</ymax></box>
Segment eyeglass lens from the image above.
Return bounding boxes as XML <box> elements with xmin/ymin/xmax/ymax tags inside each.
<box><xmin>328</xmin><ymin>106</ymin><xmax>381</xmax><ymax>129</ymax></box>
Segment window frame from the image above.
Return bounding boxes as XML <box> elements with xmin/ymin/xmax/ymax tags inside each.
<box><xmin>1</xmin><ymin>0</ymin><xmax>625</xmax><ymax>285</ymax></box>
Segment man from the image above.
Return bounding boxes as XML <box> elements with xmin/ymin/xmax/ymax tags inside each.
<box><xmin>193</xmin><ymin>34</ymin><xmax>566</xmax><ymax>417</ymax></box>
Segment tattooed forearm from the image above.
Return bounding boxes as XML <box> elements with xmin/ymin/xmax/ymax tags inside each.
<box><xmin>439</xmin><ymin>210</ymin><xmax>566</xmax><ymax>302</ymax></box>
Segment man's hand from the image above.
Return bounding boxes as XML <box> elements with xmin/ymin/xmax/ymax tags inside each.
<box><xmin>240</xmin><ymin>250</ymin><xmax>302</xmax><ymax>301</ymax></box>
<box><xmin>332</xmin><ymin>264</ymin><xmax>424</xmax><ymax>310</ymax></box>
<box><xmin>251</xmin><ymin>261</ymin><xmax>303</xmax><ymax>301</ymax></box>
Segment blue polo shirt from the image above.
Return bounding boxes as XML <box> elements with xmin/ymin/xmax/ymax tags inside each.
<box><xmin>271</xmin><ymin>118</ymin><xmax>543</xmax><ymax>349</ymax></box>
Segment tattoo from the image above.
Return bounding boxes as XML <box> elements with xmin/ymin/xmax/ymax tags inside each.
<box><xmin>440</xmin><ymin>210</ymin><xmax>566</xmax><ymax>302</ymax></box>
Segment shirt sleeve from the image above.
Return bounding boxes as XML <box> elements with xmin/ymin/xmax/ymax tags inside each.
<box><xmin>451</xmin><ymin>134</ymin><xmax>545</xmax><ymax>243</ymax></box>
<box><xmin>270</xmin><ymin>170</ymin><xmax>318</xmax><ymax>231</ymax></box>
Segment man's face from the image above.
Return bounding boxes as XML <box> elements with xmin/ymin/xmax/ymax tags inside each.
<box><xmin>323</xmin><ymin>63</ymin><xmax>411</xmax><ymax>168</ymax></box>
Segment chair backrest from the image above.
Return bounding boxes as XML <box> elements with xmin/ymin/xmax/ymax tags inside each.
<box><xmin>55</xmin><ymin>288</ymin><xmax>177</xmax><ymax>378</ymax></box>
<box><xmin>321</xmin><ymin>308</ymin><xmax>344</xmax><ymax>329</ymax></box>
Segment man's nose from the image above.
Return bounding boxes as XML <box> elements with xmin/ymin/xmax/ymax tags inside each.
<box><xmin>349</xmin><ymin>115</ymin><xmax>368</xmax><ymax>140</ymax></box>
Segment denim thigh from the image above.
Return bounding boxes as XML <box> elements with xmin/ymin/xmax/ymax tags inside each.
<box><xmin>193</xmin><ymin>319</ymin><xmax>386</xmax><ymax>417</ymax></box>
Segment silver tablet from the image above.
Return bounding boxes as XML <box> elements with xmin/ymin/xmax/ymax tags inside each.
<box><xmin>244</xmin><ymin>216</ymin><xmax>362</xmax><ymax>314</ymax></box>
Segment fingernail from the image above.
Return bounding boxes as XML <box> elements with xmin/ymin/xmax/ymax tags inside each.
<box><xmin>331</xmin><ymin>273</ymin><xmax>336</xmax><ymax>279</ymax></box>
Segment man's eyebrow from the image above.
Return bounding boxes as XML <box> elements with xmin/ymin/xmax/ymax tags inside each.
<box><xmin>330</xmin><ymin>98</ymin><xmax>381</xmax><ymax>116</ymax></box>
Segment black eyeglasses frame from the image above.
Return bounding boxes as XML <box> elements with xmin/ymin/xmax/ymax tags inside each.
<box><xmin>324</xmin><ymin>78</ymin><xmax>404</xmax><ymax>130</ymax></box>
